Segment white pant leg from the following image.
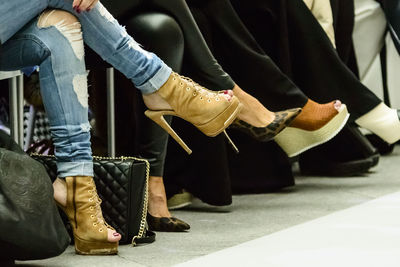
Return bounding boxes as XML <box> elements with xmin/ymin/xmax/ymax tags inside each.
<box><xmin>353</xmin><ymin>0</ymin><xmax>400</xmax><ymax>108</ymax></box>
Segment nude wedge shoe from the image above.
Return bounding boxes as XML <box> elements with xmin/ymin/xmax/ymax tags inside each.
<box><xmin>145</xmin><ymin>72</ymin><xmax>242</xmax><ymax>154</ymax></box>
<box><xmin>56</xmin><ymin>176</ymin><xmax>118</xmax><ymax>255</ymax></box>
<box><xmin>275</xmin><ymin>104</ymin><xmax>349</xmax><ymax>157</ymax></box>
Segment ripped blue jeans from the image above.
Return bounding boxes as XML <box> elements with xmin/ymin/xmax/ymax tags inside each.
<box><xmin>0</xmin><ymin>2</ymin><xmax>172</xmax><ymax>177</ymax></box>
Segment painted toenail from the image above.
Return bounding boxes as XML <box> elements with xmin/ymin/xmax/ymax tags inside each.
<box><xmin>334</xmin><ymin>100</ymin><xmax>342</xmax><ymax>110</ymax></box>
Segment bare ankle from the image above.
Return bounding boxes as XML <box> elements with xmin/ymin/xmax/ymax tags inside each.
<box><xmin>233</xmin><ymin>85</ymin><xmax>275</xmax><ymax>127</ymax></box>
<box><xmin>148</xmin><ymin>176</ymin><xmax>171</xmax><ymax>217</ymax></box>
<box><xmin>53</xmin><ymin>178</ymin><xmax>67</xmax><ymax>207</ymax></box>
<box><xmin>142</xmin><ymin>92</ymin><xmax>172</xmax><ymax>111</ymax></box>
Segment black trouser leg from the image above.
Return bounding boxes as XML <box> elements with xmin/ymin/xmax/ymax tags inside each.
<box><xmin>126</xmin><ymin>13</ymin><xmax>183</xmax><ymax>177</ymax></box>
<box><xmin>187</xmin><ymin>0</ymin><xmax>308</xmax><ymax>111</ymax></box>
<box><xmin>231</xmin><ymin>0</ymin><xmax>381</xmax><ymax>121</ymax></box>
<box><xmin>146</xmin><ymin>0</ymin><xmax>235</xmax><ymax>90</ymax></box>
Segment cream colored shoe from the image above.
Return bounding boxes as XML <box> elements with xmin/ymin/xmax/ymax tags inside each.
<box><xmin>167</xmin><ymin>190</ymin><xmax>193</xmax><ymax>210</ymax></box>
<box><xmin>356</xmin><ymin>103</ymin><xmax>400</xmax><ymax>144</ymax></box>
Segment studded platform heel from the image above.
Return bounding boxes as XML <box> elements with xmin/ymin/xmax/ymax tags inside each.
<box><xmin>145</xmin><ymin>72</ymin><xmax>242</xmax><ymax>154</ymax></box>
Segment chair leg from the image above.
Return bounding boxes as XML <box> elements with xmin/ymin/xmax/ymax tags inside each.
<box><xmin>17</xmin><ymin>75</ymin><xmax>24</xmax><ymax>148</ymax></box>
<box><xmin>106</xmin><ymin>67</ymin><xmax>116</xmax><ymax>157</ymax></box>
<box><xmin>24</xmin><ymin>105</ymin><xmax>37</xmax><ymax>151</ymax></box>
<box><xmin>380</xmin><ymin>41</ymin><xmax>391</xmax><ymax>106</ymax></box>
<box><xmin>8</xmin><ymin>77</ymin><xmax>19</xmax><ymax>145</ymax></box>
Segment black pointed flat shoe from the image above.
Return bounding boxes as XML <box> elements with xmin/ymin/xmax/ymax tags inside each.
<box><xmin>147</xmin><ymin>213</ymin><xmax>190</xmax><ymax>232</ymax></box>
<box><xmin>230</xmin><ymin>108</ymin><xmax>302</xmax><ymax>142</ymax></box>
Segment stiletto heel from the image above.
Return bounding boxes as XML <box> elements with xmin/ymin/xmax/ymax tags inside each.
<box><xmin>145</xmin><ymin>110</ymin><xmax>192</xmax><ymax>154</ymax></box>
<box><xmin>145</xmin><ymin>72</ymin><xmax>242</xmax><ymax>154</ymax></box>
<box><xmin>223</xmin><ymin>130</ymin><xmax>239</xmax><ymax>153</ymax></box>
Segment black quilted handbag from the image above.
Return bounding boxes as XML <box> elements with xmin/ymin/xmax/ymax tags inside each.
<box><xmin>30</xmin><ymin>153</ymin><xmax>155</xmax><ymax>245</ymax></box>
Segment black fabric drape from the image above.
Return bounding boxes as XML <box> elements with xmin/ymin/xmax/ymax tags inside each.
<box><xmin>330</xmin><ymin>0</ymin><xmax>359</xmax><ymax>76</ymax></box>
<box><xmin>137</xmin><ymin>0</ymin><xmax>299</xmax><ymax>203</ymax></box>
<box><xmin>187</xmin><ymin>0</ymin><xmax>308</xmax><ymax>112</ymax></box>
<box><xmin>230</xmin><ymin>0</ymin><xmax>381</xmax><ymax>121</ymax></box>
<box><xmin>96</xmin><ymin>0</ymin><xmax>382</xmax><ymax>205</ymax></box>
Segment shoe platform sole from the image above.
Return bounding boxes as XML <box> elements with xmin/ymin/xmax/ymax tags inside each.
<box><xmin>274</xmin><ymin>104</ymin><xmax>350</xmax><ymax>157</ymax></box>
<box><xmin>197</xmin><ymin>97</ymin><xmax>242</xmax><ymax>137</ymax></box>
<box><xmin>74</xmin><ymin>235</ymin><xmax>118</xmax><ymax>255</ymax></box>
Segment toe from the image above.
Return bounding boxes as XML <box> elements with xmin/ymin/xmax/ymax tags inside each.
<box><xmin>334</xmin><ymin>100</ymin><xmax>342</xmax><ymax>111</ymax></box>
<box><xmin>108</xmin><ymin>229</ymin><xmax>121</xmax><ymax>242</ymax></box>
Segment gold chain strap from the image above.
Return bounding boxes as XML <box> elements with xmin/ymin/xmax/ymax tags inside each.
<box><xmin>30</xmin><ymin>153</ymin><xmax>150</xmax><ymax>247</ymax></box>
<box><xmin>128</xmin><ymin>156</ymin><xmax>150</xmax><ymax>247</ymax></box>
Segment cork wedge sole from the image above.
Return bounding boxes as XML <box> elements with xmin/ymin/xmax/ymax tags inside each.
<box><xmin>275</xmin><ymin>104</ymin><xmax>349</xmax><ymax>157</ymax></box>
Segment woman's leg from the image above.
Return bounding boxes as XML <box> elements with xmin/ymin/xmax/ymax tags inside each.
<box><xmin>186</xmin><ymin>0</ymin><xmax>308</xmax><ymax>111</ymax></box>
<box><xmin>1</xmin><ymin>0</ymin><xmax>170</xmax><ymax>94</ymax></box>
<box><xmin>230</xmin><ymin>0</ymin><xmax>378</xmax><ymax>119</ymax></box>
<box><xmin>0</xmin><ymin>10</ymin><xmax>120</xmax><ymax>254</ymax></box>
<box><xmin>2</xmin><ymin>0</ymin><xmax>240</xmax><ymax>154</ymax></box>
<box><xmin>146</xmin><ymin>0</ymin><xmax>235</xmax><ymax>91</ymax></box>
<box><xmin>146</xmin><ymin>0</ymin><xmax>292</xmax><ymax>128</ymax></box>
<box><xmin>126</xmin><ymin>13</ymin><xmax>189</xmax><ymax>231</ymax></box>
<box><xmin>185</xmin><ymin>0</ymin><xmax>348</xmax><ymax>158</ymax></box>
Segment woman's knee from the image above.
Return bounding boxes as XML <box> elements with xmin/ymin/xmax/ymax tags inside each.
<box><xmin>127</xmin><ymin>13</ymin><xmax>184</xmax><ymax>69</ymax></box>
<box><xmin>127</xmin><ymin>13</ymin><xmax>184</xmax><ymax>50</ymax></box>
<box><xmin>37</xmin><ymin>9</ymin><xmax>84</xmax><ymax>60</ymax></box>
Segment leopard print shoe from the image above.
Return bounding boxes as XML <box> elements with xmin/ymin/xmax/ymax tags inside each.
<box><xmin>230</xmin><ymin>108</ymin><xmax>302</xmax><ymax>142</ymax></box>
<box><xmin>147</xmin><ymin>213</ymin><xmax>190</xmax><ymax>232</ymax></box>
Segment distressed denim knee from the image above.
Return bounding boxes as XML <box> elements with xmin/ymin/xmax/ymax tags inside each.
<box><xmin>36</xmin><ymin>10</ymin><xmax>93</xmax><ymax>177</ymax></box>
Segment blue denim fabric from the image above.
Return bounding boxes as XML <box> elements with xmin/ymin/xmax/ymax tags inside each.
<box><xmin>0</xmin><ymin>16</ymin><xmax>93</xmax><ymax>177</ymax></box>
<box><xmin>0</xmin><ymin>0</ymin><xmax>171</xmax><ymax>93</ymax></box>
<box><xmin>0</xmin><ymin>1</ymin><xmax>173</xmax><ymax>177</ymax></box>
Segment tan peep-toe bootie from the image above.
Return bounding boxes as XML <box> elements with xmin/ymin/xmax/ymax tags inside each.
<box><xmin>57</xmin><ymin>176</ymin><xmax>118</xmax><ymax>255</ymax></box>
<box><xmin>145</xmin><ymin>72</ymin><xmax>242</xmax><ymax>154</ymax></box>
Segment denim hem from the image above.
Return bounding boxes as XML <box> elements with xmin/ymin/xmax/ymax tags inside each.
<box><xmin>137</xmin><ymin>64</ymin><xmax>172</xmax><ymax>94</ymax></box>
<box><xmin>57</xmin><ymin>161</ymin><xmax>94</xmax><ymax>177</ymax></box>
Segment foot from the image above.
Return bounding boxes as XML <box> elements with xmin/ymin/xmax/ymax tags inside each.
<box><xmin>355</xmin><ymin>103</ymin><xmax>400</xmax><ymax>144</ymax></box>
<box><xmin>53</xmin><ymin>178</ymin><xmax>121</xmax><ymax>243</ymax></box>
<box><xmin>148</xmin><ymin>176</ymin><xmax>171</xmax><ymax>218</ymax></box>
<box><xmin>232</xmin><ymin>84</ymin><xmax>275</xmax><ymax>127</ymax></box>
<box><xmin>290</xmin><ymin>99</ymin><xmax>342</xmax><ymax>131</ymax></box>
<box><xmin>142</xmin><ymin>91</ymin><xmax>172</xmax><ymax>111</ymax></box>
<box><xmin>147</xmin><ymin>177</ymin><xmax>190</xmax><ymax>232</ymax></box>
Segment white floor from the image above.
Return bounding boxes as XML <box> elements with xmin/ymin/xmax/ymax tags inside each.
<box><xmin>18</xmin><ymin>146</ymin><xmax>400</xmax><ymax>267</ymax></box>
<box><xmin>176</xmin><ymin>191</ymin><xmax>400</xmax><ymax>267</ymax></box>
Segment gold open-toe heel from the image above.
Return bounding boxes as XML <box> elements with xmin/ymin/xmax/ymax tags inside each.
<box><xmin>145</xmin><ymin>72</ymin><xmax>242</xmax><ymax>154</ymax></box>
<box><xmin>56</xmin><ymin>176</ymin><xmax>118</xmax><ymax>255</ymax></box>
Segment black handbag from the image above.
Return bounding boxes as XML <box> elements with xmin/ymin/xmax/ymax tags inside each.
<box><xmin>30</xmin><ymin>153</ymin><xmax>155</xmax><ymax>246</ymax></box>
<box><xmin>0</xmin><ymin>148</ymin><xmax>70</xmax><ymax>260</ymax></box>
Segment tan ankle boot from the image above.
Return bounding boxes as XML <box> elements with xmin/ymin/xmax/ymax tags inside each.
<box><xmin>60</xmin><ymin>176</ymin><xmax>118</xmax><ymax>255</ymax></box>
<box><xmin>145</xmin><ymin>72</ymin><xmax>242</xmax><ymax>154</ymax></box>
